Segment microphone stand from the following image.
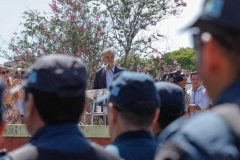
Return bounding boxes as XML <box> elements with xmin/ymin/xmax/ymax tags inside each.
<box><xmin>106</xmin><ymin>63</ymin><xmax>114</xmax><ymax>74</ymax></box>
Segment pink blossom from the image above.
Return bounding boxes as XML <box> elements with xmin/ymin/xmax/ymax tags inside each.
<box><xmin>68</xmin><ymin>6</ymin><xmax>74</xmax><ymax>11</ymax></box>
<box><xmin>66</xmin><ymin>0</ymin><xmax>72</xmax><ymax>3</ymax></box>
<box><xmin>170</xmin><ymin>9</ymin><xmax>177</xmax><ymax>15</ymax></box>
<box><xmin>148</xmin><ymin>37</ymin><xmax>151</xmax><ymax>42</ymax></box>
<box><xmin>52</xmin><ymin>0</ymin><xmax>56</xmax><ymax>4</ymax></box>
<box><xmin>167</xmin><ymin>65</ymin><xmax>172</xmax><ymax>71</ymax></box>
<box><xmin>158</xmin><ymin>60</ymin><xmax>162</xmax><ymax>66</ymax></box>
<box><xmin>28</xmin><ymin>50</ymin><xmax>33</xmax><ymax>54</ymax></box>
<box><xmin>97</xmin><ymin>30</ymin><xmax>102</xmax><ymax>35</ymax></box>
<box><xmin>78</xmin><ymin>25</ymin><xmax>84</xmax><ymax>32</ymax></box>
<box><xmin>173</xmin><ymin>60</ymin><xmax>178</xmax><ymax>65</ymax></box>
<box><xmin>174</xmin><ymin>0</ymin><xmax>179</xmax><ymax>3</ymax></box>
<box><xmin>79</xmin><ymin>13</ymin><xmax>83</xmax><ymax>17</ymax></box>
<box><xmin>39</xmin><ymin>23</ymin><xmax>45</xmax><ymax>28</ymax></box>
<box><xmin>182</xmin><ymin>2</ymin><xmax>187</xmax><ymax>7</ymax></box>
<box><xmin>95</xmin><ymin>15</ymin><xmax>100</xmax><ymax>21</ymax></box>
<box><xmin>61</xmin><ymin>14</ymin><xmax>66</xmax><ymax>19</ymax></box>
<box><xmin>18</xmin><ymin>61</ymin><xmax>25</xmax><ymax>65</ymax></box>
<box><xmin>76</xmin><ymin>50</ymin><xmax>81</xmax><ymax>57</ymax></box>
<box><xmin>10</xmin><ymin>37</ymin><xmax>14</xmax><ymax>42</ymax></box>
<box><xmin>62</xmin><ymin>51</ymin><xmax>67</xmax><ymax>55</ymax></box>
<box><xmin>161</xmin><ymin>70</ymin><xmax>165</xmax><ymax>74</ymax></box>
<box><xmin>54</xmin><ymin>35</ymin><xmax>58</xmax><ymax>40</ymax></box>
<box><xmin>76</xmin><ymin>2</ymin><xmax>81</xmax><ymax>6</ymax></box>
<box><xmin>138</xmin><ymin>67</ymin><xmax>144</xmax><ymax>72</ymax></box>
<box><xmin>49</xmin><ymin>3</ymin><xmax>58</xmax><ymax>11</ymax></box>
<box><xmin>182</xmin><ymin>69</ymin><xmax>187</xmax><ymax>74</ymax></box>
<box><xmin>38</xmin><ymin>45</ymin><xmax>44</xmax><ymax>50</ymax></box>
<box><xmin>91</xmin><ymin>23</ymin><xmax>95</xmax><ymax>27</ymax></box>
<box><xmin>153</xmin><ymin>48</ymin><xmax>158</xmax><ymax>52</ymax></box>
<box><xmin>83</xmin><ymin>48</ymin><xmax>89</xmax><ymax>53</ymax></box>
<box><xmin>150</xmin><ymin>18</ymin><xmax>157</xmax><ymax>26</ymax></box>
<box><xmin>97</xmin><ymin>65</ymin><xmax>102</xmax><ymax>69</ymax></box>
<box><xmin>69</xmin><ymin>14</ymin><xmax>76</xmax><ymax>21</ymax></box>
<box><xmin>16</xmin><ymin>49</ymin><xmax>20</xmax><ymax>54</ymax></box>
<box><xmin>55</xmin><ymin>14</ymin><xmax>59</xmax><ymax>18</ymax></box>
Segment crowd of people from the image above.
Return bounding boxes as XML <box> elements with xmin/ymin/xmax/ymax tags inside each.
<box><xmin>0</xmin><ymin>0</ymin><xmax>239</xmax><ymax>159</ymax></box>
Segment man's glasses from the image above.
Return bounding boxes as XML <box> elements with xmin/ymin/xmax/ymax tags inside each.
<box><xmin>1</xmin><ymin>70</ymin><xmax>9</xmax><ymax>75</ymax></box>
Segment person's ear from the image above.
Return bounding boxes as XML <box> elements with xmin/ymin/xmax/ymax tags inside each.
<box><xmin>108</xmin><ymin>103</ymin><xmax>118</xmax><ymax>124</ymax></box>
<box><xmin>24</xmin><ymin>93</ymin><xmax>36</xmax><ymax>119</ymax></box>
<box><xmin>201</xmin><ymin>36</ymin><xmax>225</xmax><ymax>76</ymax></box>
<box><xmin>0</xmin><ymin>122</ymin><xmax>5</xmax><ymax>136</ymax></box>
<box><xmin>81</xmin><ymin>103</ymin><xmax>87</xmax><ymax>116</ymax></box>
<box><xmin>152</xmin><ymin>109</ymin><xmax>160</xmax><ymax>124</ymax></box>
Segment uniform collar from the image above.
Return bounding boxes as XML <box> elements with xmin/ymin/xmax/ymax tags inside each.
<box><xmin>113</xmin><ymin>130</ymin><xmax>154</xmax><ymax>144</ymax></box>
<box><xmin>192</xmin><ymin>85</ymin><xmax>203</xmax><ymax>92</ymax></box>
<box><xmin>29</xmin><ymin>123</ymin><xmax>83</xmax><ymax>144</ymax></box>
<box><xmin>215</xmin><ymin>78</ymin><xmax>240</xmax><ymax>105</ymax></box>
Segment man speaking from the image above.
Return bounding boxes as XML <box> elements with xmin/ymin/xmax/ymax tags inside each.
<box><xmin>93</xmin><ymin>48</ymin><xmax>126</xmax><ymax>89</ymax></box>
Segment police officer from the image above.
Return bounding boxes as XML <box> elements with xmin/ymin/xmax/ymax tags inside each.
<box><xmin>152</xmin><ymin>82</ymin><xmax>185</xmax><ymax>140</ymax></box>
<box><xmin>97</xmin><ymin>71</ymin><xmax>160</xmax><ymax>160</ymax></box>
<box><xmin>155</xmin><ymin>0</ymin><xmax>240</xmax><ymax>159</ymax></box>
<box><xmin>2</xmin><ymin>55</ymin><xmax>120</xmax><ymax>160</ymax></box>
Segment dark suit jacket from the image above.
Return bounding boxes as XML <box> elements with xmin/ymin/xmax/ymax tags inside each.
<box><xmin>93</xmin><ymin>65</ymin><xmax>126</xmax><ymax>89</ymax></box>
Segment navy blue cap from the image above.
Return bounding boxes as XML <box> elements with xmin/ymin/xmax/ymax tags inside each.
<box><xmin>155</xmin><ymin>82</ymin><xmax>184</xmax><ymax>117</ymax></box>
<box><xmin>11</xmin><ymin>55</ymin><xmax>87</xmax><ymax>98</ymax></box>
<box><xmin>187</xmin><ymin>0</ymin><xmax>240</xmax><ymax>33</ymax></box>
<box><xmin>96</xmin><ymin>71</ymin><xmax>161</xmax><ymax>115</ymax></box>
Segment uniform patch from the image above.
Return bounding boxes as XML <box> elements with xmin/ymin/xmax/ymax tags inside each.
<box><xmin>205</xmin><ymin>0</ymin><xmax>224</xmax><ymax>17</ymax></box>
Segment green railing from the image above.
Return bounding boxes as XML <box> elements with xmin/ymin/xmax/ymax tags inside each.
<box><xmin>3</xmin><ymin>125</ymin><xmax>110</xmax><ymax>138</ymax></box>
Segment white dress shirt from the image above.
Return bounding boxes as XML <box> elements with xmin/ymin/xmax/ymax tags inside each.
<box><xmin>187</xmin><ymin>85</ymin><xmax>210</xmax><ymax>114</ymax></box>
<box><xmin>106</xmin><ymin>65</ymin><xmax>115</xmax><ymax>89</ymax></box>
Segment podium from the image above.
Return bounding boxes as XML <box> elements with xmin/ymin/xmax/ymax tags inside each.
<box><xmin>85</xmin><ymin>89</ymin><xmax>109</xmax><ymax>125</ymax></box>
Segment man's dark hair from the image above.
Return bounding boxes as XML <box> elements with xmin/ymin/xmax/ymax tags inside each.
<box><xmin>24</xmin><ymin>88</ymin><xmax>85</xmax><ymax>125</ymax></box>
<box><xmin>190</xmin><ymin>71</ymin><xmax>198</xmax><ymax>78</ymax></box>
<box><xmin>157</xmin><ymin>110</ymin><xmax>182</xmax><ymax>130</ymax></box>
<box><xmin>111</xmin><ymin>101</ymin><xmax>156</xmax><ymax>129</ymax></box>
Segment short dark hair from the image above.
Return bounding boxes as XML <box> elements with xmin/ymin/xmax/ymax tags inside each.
<box><xmin>24</xmin><ymin>88</ymin><xmax>85</xmax><ymax>125</ymax></box>
<box><xmin>190</xmin><ymin>71</ymin><xmax>198</xmax><ymax>78</ymax></box>
<box><xmin>157</xmin><ymin>110</ymin><xmax>182</xmax><ymax>130</ymax></box>
<box><xmin>111</xmin><ymin>101</ymin><xmax>156</xmax><ymax>129</ymax></box>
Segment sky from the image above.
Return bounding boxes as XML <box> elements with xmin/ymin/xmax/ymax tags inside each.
<box><xmin>0</xmin><ymin>0</ymin><xmax>205</xmax><ymax>63</ymax></box>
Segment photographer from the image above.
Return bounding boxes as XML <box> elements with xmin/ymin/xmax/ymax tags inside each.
<box><xmin>161</xmin><ymin>69</ymin><xmax>190</xmax><ymax>116</ymax></box>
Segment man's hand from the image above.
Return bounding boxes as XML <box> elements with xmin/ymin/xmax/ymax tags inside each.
<box><xmin>168</xmin><ymin>78</ymin><xmax>174</xmax><ymax>83</ymax></box>
<box><xmin>189</xmin><ymin>104</ymin><xmax>201</xmax><ymax>112</ymax></box>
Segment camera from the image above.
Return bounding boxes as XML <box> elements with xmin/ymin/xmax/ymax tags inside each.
<box><xmin>160</xmin><ymin>69</ymin><xmax>183</xmax><ymax>83</ymax></box>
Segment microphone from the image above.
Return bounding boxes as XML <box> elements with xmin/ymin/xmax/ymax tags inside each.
<box><xmin>106</xmin><ymin>62</ymin><xmax>114</xmax><ymax>74</ymax></box>
<box><xmin>107</xmin><ymin>62</ymin><xmax>111</xmax><ymax>67</ymax></box>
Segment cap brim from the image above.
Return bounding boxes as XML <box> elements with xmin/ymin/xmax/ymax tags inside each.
<box><xmin>95</xmin><ymin>94</ymin><xmax>110</xmax><ymax>103</ymax></box>
<box><xmin>10</xmin><ymin>81</ymin><xmax>27</xmax><ymax>94</ymax></box>
<box><xmin>179</xmin><ymin>18</ymin><xmax>208</xmax><ymax>33</ymax></box>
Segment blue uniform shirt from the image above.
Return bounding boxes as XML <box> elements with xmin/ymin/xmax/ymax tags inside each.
<box><xmin>112</xmin><ymin>130</ymin><xmax>158</xmax><ymax>160</ymax></box>
<box><xmin>28</xmin><ymin>123</ymin><xmax>90</xmax><ymax>152</ymax></box>
<box><xmin>215</xmin><ymin>78</ymin><xmax>240</xmax><ymax>106</ymax></box>
<box><xmin>157</xmin><ymin>79</ymin><xmax>240</xmax><ymax>160</ymax></box>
